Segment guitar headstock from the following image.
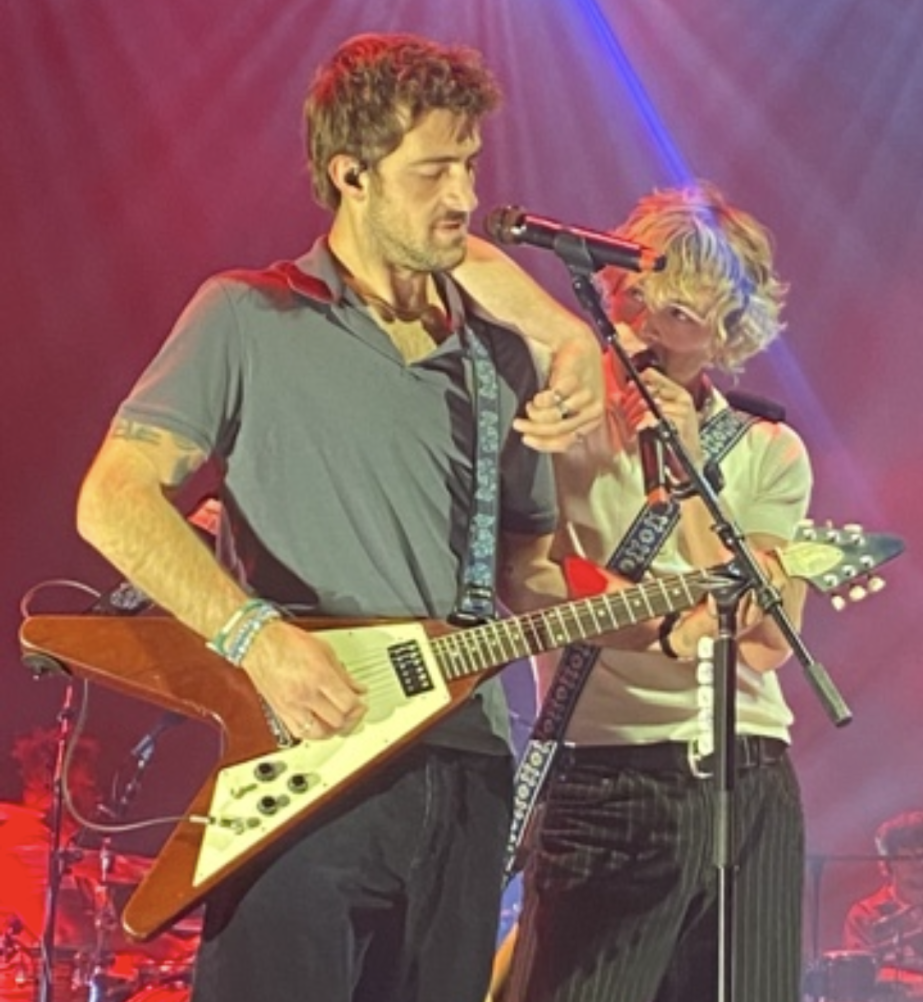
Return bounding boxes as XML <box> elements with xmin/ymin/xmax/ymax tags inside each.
<box><xmin>777</xmin><ymin>519</ymin><xmax>905</xmax><ymax>609</ymax></box>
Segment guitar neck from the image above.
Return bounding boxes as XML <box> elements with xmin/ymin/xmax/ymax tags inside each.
<box><xmin>431</xmin><ymin>568</ymin><xmax>714</xmax><ymax>681</ymax></box>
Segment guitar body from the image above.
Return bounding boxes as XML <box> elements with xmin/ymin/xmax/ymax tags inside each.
<box><xmin>19</xmin><ymin>614</ymin><xmax>488</xmax><ymax>939</ymax></box>
<box><xmin>17</xmin><ymin>520</ymin><xmax>905</xmax><ymax>941</ymax></box>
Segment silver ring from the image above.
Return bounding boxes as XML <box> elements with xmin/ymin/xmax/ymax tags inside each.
<box><xmin>552</xmin><ymin>390</ymin><xmax>573</xmax><ymax>420</ymax></box>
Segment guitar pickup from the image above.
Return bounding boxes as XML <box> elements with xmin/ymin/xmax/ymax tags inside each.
<box><xmin>389</xmin><ymin>641</ymin><xmax>435</xmax><ymax>696</ymax></box>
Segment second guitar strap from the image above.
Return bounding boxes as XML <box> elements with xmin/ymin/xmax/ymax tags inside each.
<box><xmin>502</xmin><ymin>403</ymin><xmax>761</xmax><ymax>882</ymax></box>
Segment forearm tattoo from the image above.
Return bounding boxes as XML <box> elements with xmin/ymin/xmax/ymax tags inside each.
<box><xmin>112</xmin><ymin>418</ymin><xmax>203</xmax><ymax>486</ymax></box>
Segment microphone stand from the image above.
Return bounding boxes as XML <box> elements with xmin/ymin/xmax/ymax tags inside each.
<box><xmin>38</xmin><ymin>682</ymin><xmax>78</xmax><ymax>1002</ymax></box>
<box><xmin>556</xmin><ymin>253</ymin><xmax>851</xmax><ymax>1002</ymax></box>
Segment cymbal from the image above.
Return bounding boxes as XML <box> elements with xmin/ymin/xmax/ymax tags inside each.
<box><xmin>0</xmin><ymin>802</ymin><xmax>45</xmax><ymax>823</ymax></box>
<box><xmin>69</xmin><ymin>847</ymin><xmax>153</xmax><ymax>885</ymax></box>
<box><xmin>0</xmin><ymin>884</ymin><xmax>96</xmax><ymax>951</ymax></box>
<box><xmin>880</xmin><ymin>959</ymin><xmax>923</xmax><ymax>976</ymax></box>
<box><xmin>9</xmin><ymin>844</ymin><xmax>152</xmax><ymax>885</ymax></box>
<box><xmin>0</xmin><ymin>803</ymin><xmax>48</xmax><ymax>851</ymax></box>
<box><xmin>807</xmin><ymin>851</ymin><xmax>923</xmax><ymax>863</ymax></box>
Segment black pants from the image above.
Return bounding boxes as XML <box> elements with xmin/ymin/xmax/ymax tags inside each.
<box><xmin>508</xmin><ymin>745</ymin><xmax>805</xmax><ymax>1002</ymax></box>
<box><xmin>191</xmin><ymin>745</ymin><xmax>513</xmax><ymax>1002</ymax></box>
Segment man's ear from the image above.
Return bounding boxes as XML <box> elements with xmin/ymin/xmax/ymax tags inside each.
<box><xmin>330</xmin><ymin>155</ymin><xmax>367</xmax><ymax>198</ymax></box>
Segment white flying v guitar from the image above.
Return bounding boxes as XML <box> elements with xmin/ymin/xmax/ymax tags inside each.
<box><xmin>18</xmin><ymin>519</ymin><xmax>903</xmax><ymax>941</ymax></box>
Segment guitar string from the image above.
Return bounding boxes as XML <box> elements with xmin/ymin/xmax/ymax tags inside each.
<box><xmin>321</xmin><ymin>569</ymin><xmax>712</xmax><ymax>681</ymax></box>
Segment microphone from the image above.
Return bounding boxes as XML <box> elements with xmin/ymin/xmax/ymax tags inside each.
<box><xmin>632</xmin><ymin>349</ymin><xmax>671</xmax><ymax>512</ymax></box>
<box><xmin>129</xmin><ymin>710</ymin><xmax>186</xmax><ymax>765</ymax></box>
<box><xmin>638</xmin><ymin>428</ymin><xmax>670</xmax><ymax>512</ymax></box>
<box><xmin>484</xmin><ymin>206</ymin><xmax>665</xmax><ymax>273</ymax></box>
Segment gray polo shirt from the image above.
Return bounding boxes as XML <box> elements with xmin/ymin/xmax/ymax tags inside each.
<box><xmin>119</xmin><ymin>238</ymin><xmax>557</xmax><ymax>753</ymax></box>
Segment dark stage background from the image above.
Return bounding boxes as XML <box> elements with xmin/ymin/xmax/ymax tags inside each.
<box><xmin>2</xmin><ymin>0</ymin><xmax>921</xmax><ymax>962</ymax></box>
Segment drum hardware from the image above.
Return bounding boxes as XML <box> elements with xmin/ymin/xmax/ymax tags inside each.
<box><xmin>36</xmin><ymin>682</ymin><xmax>80</xmax><ymax>1002</ymax></box>
<box><xmin>1</xmin><ymin>696</ymin><xmax>197</xmax><ymax>1002</ymax></box>
<box><xmin>804</xmin><ymin>950</ymin><xmax>879</xmax><ymax>1002</ymax></box>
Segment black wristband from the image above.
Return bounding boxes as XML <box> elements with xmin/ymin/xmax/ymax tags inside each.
<box><xmin>670</xmin><ymin>480</ymin><xmax>697</xmax><ymax>501</ymax></box>
<box><xmin>658</xmin><ymin>611</ymin><xmax>682</xmax><ymax>659</ymax></box>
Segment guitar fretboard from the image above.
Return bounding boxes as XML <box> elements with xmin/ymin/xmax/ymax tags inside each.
<box><xmin>431</xmin><ymin>569</ymin><xmax>715</xmax><ymax>680</ymax></box>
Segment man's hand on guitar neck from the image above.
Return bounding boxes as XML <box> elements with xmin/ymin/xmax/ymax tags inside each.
<box><xmin>661</xmin><ymin>542</ymin><xmax>807</xmax><ymax>673</ymax></box>
<box><xmin>242</xmin><ymin>620</ymin><xmax>367</xmax><ymax>740</ymax></box>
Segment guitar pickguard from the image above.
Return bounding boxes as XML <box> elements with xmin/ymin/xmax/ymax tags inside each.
<box><xmin>194</xmin><ymin>621</ymin><xmax>450</xmax><ymax>885</ymax></box>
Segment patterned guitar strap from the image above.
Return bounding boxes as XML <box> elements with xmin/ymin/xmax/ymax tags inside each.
<box><xmin>501</xmin><ymin>403</ymin><xmax>762</xmax><ymax>883</ymax></box>
<box><xmin>450</xmin><ymin>323</ymin><xmax>502</xmax><ymax>624</ymax></box>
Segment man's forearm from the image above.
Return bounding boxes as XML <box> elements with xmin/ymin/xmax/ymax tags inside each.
<box><xmin>76</xmin><ymin>440</ymin><xmax>248</xmax><ymax>640</ymax></box>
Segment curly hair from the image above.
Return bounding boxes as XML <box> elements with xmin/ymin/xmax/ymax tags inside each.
<box><xmin>875</xmin><ymin>810</ymin><xmax>923</xmax><ymax>858</ymax></box>
<box><xmin>304</xmin><ymin>33</ymin><xmax>502</xmax><ymax>210</ymax></box>
<box><xmin>11</xmin><ymin>726</ymin><xmax>100</xmax><ymax>787</ymax></box>
<box><xmin>597</xmin><ymin>181</ymin><xmax>788</xmax><ymax>374</ymax></box>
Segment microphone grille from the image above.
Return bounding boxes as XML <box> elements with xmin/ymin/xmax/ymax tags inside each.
<box><xmin>483</xmin><ymin>205</ymin><xmax>525</xmax><ymax>243</ymax></box>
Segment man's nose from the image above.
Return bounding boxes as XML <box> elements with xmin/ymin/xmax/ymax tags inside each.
<box><xmin>444</xmin><ymin>167</ymin><xmax>477</xmax><ymax>213</ymax></box>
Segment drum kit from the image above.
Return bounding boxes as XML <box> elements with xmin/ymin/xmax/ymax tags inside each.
<box><xmin>0</xmin><ymin>690</ymin><xmax>202</xmax><ymax>1002</ymax></box>
<box><xmin>0</xmin><ymin>806</ymin><xmax>200</xmax><ymax>1002</ymax></box>
<box><xmin>802</xmin><ymin>849</ymin><xmax>923</xmax><ymax>1002</ymax></box>
<box><xmin>805</xmin><ymin>950</ymin><xmax>923</xmax><ymax>1001</ymax></box>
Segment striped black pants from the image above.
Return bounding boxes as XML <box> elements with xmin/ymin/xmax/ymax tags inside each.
<box><xmin>507</xmin><ymin>747</ymin><xmax>804</xmax><ymax>1002</ymax></box>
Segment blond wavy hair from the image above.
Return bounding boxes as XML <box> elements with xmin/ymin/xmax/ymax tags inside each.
<box><xmin>598</xmin><ymin>181</ymin><xmax>788</xmax><ymax>373</ymax></box>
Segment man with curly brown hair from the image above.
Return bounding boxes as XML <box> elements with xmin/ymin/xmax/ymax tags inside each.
<box><xmin>74</xmin><ymin>32</ymin><xmax>601</xmax><ymax>1002</ymax></box>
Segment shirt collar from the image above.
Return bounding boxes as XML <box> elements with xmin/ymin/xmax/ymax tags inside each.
<box><xmin>279</xmin><ymin>237</ymin><xmax>467</xmax><ymax>335</ymax></box>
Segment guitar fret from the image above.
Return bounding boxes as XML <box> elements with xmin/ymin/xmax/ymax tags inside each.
<box><xmin>520</xmin><ymin>614</ymin><xmax>550</xmax><ymax>658</ymax></box>
<box><xmin>437</xmin><ymin>638</ymin><xmax>468</xmax><ymax>680</ymax></box>
<box><xmin>490</xmin><ymin>619</ymin><xmax>520</xmax><ymax>663</ymax></box>
<box><xmin>570</xmin><ymin>601</ymin><xmax>597</xmax><ymax>638</ymax></box>
<box><xmin>548</xmin><ymin>606</ymin><xmax>574</xmax><ymax>648</ymax></box>
<box><xmin>474</xmin><ymin>622</ymin><xmax>506</xmax><ymax>670</ymax></box>
<box><xmin>503</xmin><ymin>618</ymin><xmax>530</xmax><ymax>661</ymax></box>
<box><xmin>584</xmin><ymin>598</ymin><xmax>613</xmax><ymax>633</ymax></box>
<box><xmin>457</xmin><ymin>629</ymin><xmax>484</xmax><ymax>674</ymax></box>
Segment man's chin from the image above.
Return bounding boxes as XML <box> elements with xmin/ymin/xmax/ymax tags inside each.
<box><xmin>434</xmin><ymin>243</ymin><xmax>467</xmax><ymax>272</ymax></box>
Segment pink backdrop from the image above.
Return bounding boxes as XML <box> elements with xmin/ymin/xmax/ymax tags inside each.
<box><xmin>3</xmin><ymin>0</ymin><xmax>921</xmax><ymax>958</ymax></box>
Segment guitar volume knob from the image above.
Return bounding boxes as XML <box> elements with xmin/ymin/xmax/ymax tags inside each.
<box><xmin>257</xmin><ymin>795</ymin><xmax>279</xmax><ymax>815</ymax></box>
<box><xmin>287</xmin><ymin>774</ymin><xmax>310</xmax><ymax>794</ymax></box>
<box><xmin>257</xmin><ymin>793</ymin><xmax>291</xmax><ymax>816</ymax></box>
<box><xmin>254</xmin><ymin>760</ymin><xmax>285</xmax><ymax>782</ymax></box>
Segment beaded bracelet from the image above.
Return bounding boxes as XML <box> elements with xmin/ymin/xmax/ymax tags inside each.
<box><xmin>207</xmin><ymin>598</ymin><xmax>282</xmax><ymax>667</ymax></box>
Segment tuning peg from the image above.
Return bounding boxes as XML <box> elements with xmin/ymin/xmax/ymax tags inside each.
<box><xmin>837</xmin><ymin>563</ymin><xmax>857</xmax><ymax>581</ymax></box>
<box><xmin>796</xmin><ymin>518</ymin><xmax>816</xmax><ymax>540</ymax></box>
<box><xmin>830</xmin><ymin>594</ymin><xmax>847</xmax><ymax>612</ymax></box>
<box><xmin>848</xmin><ymin>584</ymin><xmax>868</xmax><ymax>602</ymax></box>
<box><xmin>866</xmin><ymin>576</ymin><xmax>886</xmax><ymax>594</ymax></box>
<box><xmin>821</xmin><ymin>522</ymin><xmax>848</xmax><ymax>543</ymax></box>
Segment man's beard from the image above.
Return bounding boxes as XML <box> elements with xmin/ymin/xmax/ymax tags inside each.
<box><xmin>366</xmin><ymin>197</ymin><xmax>467</xmax><ymax>273</ymax></box>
